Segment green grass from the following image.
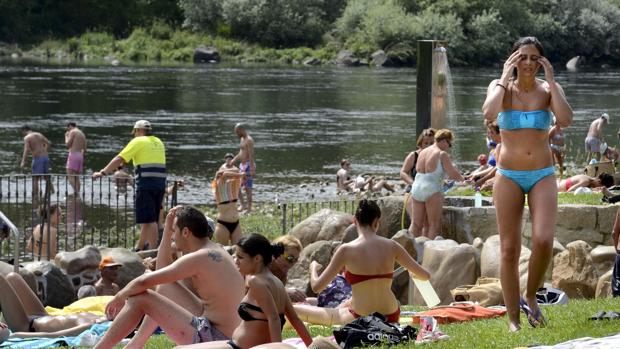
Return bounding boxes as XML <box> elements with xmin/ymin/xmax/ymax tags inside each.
<box><xmin>99</xmin><ymin>297</ymin><xmax>620</xmax><ymax>348</ymax></box>
<box><xmin>448</xmin><ymin>187</ymin><xmax>607</xmax><ymax>206</ymax></box>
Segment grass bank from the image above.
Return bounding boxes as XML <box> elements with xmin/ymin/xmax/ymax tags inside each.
<box><xmin>5</xmin><ymin>26</ymin><xmax>339</xmax><ymax>66</ymax></box>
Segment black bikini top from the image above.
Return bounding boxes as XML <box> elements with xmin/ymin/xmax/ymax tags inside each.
<box><xmin>237</xmin><ymin>302</ymin><xmax>286</xmax><ymax>329</ymax></box>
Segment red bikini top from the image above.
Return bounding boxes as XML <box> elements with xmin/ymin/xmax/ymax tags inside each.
<box><xmin>344</xmin><ymin>270</ymin><xmax>394</xmax><ymax>285</ymax></box>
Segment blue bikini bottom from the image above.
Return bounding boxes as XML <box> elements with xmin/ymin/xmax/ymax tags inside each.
<box><xmin>496</xmin><ymin>166</ymin><xmax>555</xmax><ymax>194</ymax></box>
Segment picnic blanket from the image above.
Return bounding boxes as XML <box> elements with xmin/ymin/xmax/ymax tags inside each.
<box><xmin>0</xmin><ymin>321</ymin><xmax>112</xmax><ymax>348</ymax></box>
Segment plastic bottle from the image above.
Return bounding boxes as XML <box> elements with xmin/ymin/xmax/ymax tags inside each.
<box><xmin>474</xmin><ymin>187</ymin><xmax>482</xmax><ymax>208</ymax></box>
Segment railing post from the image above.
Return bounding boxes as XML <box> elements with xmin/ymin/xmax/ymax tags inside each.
<box><xmin>281</xmin><ymin>203</ymin><xmax>287</xmax><ymax>235</ymax></box>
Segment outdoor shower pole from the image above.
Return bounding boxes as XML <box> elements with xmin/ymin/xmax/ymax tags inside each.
<box><xmin>416</xmin><ymin>40</ymin><xmax>434</xmax><ymax>137</ymax></box>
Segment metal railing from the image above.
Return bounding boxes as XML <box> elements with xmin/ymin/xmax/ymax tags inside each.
<box><xmin>279</xmin><ymin>198</ymin><xmax>359</xmax><ymax>234</ymax></box>
<box><xmin>0</xmin><ymin>173</ymin><xmax>180</xmax><ymax>264</ymax></box>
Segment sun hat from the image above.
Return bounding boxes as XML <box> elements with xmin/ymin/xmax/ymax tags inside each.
<box><xmin>602</xmin><ymin>113</ymin><xmax>610</xmax><ymax>122</ymax></box>
<box><xmin>99</xmin><ymin>256</ymin><xmax>122</xmax><ymax>270</ymax></box>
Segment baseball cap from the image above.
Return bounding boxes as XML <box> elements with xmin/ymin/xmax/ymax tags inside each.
<box><xmin>602</xmin><ymin>113</ymin><xmax>610</xmax><ymax>122</ymax></box>
<box><xmin>133</xmin><ymin>120</ymin><xmax>152</xmax><ymax>131</ymax></box>
<box><xmin>99</xmin><ymin>256</ymin><xmax>122</xmax><ymax>270</ymax></box>
<box><xmin>224</xmin><ymin>153</ymin><xmax>234</xmax><ymax>159</ymax></box>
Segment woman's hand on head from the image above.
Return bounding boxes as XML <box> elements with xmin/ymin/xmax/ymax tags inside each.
<box><xmin>502</xmin><ymin>51</ymin><xmax>521</xmax><ymax>80</ymax></box>
<box><xmin>538</xmin><ymin>56</ymin><xmax>555</xmax><ymax>83</ymax></box>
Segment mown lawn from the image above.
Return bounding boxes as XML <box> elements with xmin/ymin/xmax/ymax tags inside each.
<box><xmin>99</xmin><ymin>297</ymin><xmax>620</xmax><ymax>348</ymax></box>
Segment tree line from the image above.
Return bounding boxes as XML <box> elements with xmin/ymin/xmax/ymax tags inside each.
<box><xmin>1</xmin><ymin>0</ymin><xmax>619</xmax><ymax>66</ymax></box>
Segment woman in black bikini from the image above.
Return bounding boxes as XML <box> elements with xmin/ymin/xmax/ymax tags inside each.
<box><xmin>177</xmin><ymin>234</ymin><xmax>312</xmax><ymax>349</ymax></box>
<box><xmin>293</xmin><ymin>199</ymin><xmax>430</xmax><ymax>325</ymax></box>
<box><xmin>212</xmin><ymin>154</ymin><xmax>244</xmax><ymax>245</ymax></box>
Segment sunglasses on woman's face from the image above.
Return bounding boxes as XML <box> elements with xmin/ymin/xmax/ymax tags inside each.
<box><xmin>283</xmin><ymin>252</ymin><xmax>299</xmax><ymax>264</ymax></box>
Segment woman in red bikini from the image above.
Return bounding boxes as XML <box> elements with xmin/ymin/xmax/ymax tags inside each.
<box><xmin>293</xmin><ymin>199</ymin><xmax>430</xmax><ymax>325</ymax></box>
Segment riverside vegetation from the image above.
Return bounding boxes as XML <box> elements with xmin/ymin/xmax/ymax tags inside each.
<box><xmin>2</xmin><ymin>0</ymin><xmax>620</xmax><ymax>67</ymax></box>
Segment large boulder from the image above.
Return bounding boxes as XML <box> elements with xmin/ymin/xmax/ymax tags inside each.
<box><xmin>287</xmin><ymin>240</ymin><xmax>341</xmax><ymax>297</ymax></box>
<box><xmin>566</xmin><ymin>56</ymin><xmax>583</xmax><ymax>72</ymax></box>
<box><xmin>0</xmin><ymin>261</ymin><xmax>37</xmax><ymax>292</ymax></box>
<box><xmin>98</xmin><ymin>247</ymin><xmax>145</xmax><ymax>289</ymax></box>
<box><xmin>552</xmin><ymin>240</ymin><xmax>598</xmax><ymax>299</ymax></box>
<box><xmin>371</xmin><ymin>50</ymin><xmax>394</xmax><ymax>67</ymax></box>
<box><xmin>341</xmin><ymin>224</ymin><xmax>358</xmax><ymax>243</ymax></box>
<box><xmin>193</xmin><ymin>46</ymin><xmax>220</xmax><ymax>63</ymax></box>
<box><xmin>335</xmin><ymin>50</ymin><xmax>360</xmax><ymax>67</ymax></box>
<box><xmin>55</xmin><ymin>245</ymin><xmax>101</xmax><ymax>290</ymax></box>
<box><xmin>289</xmin><ymin>209</ymin><xmax>353</xmax><ymax>247</ymax></box>
<box><xmin>590</xmin><ymin>245</ymin><xmax>616</xmax><ymax>278</ymax></box>
<box><xmin>480</xmin><ymin>235</ymin><xmax>532</xmax><ymax>293</ymax></box>
<box><xmin>391</xmin><ymin>229</ymin><xmax>421</xmax><ymax>304</ymax></box>
<box><xmin>376</xmin><ymin>196</ymin><xmax>406</xmax><ymax>238</ymax></box>
<box><xmin>413</xmin><ymin>240</ymin><xmax>477</xmax><ymax>305</ymax></box>
<box><xmin>596</xmin><ymin>269</ymin><xmax>613</xmax><ymax>299</ymax></box>
<box><xmin>23</xmin><ymin>261</ymin><xmax>75</xmax><ymax>307</ymax></box>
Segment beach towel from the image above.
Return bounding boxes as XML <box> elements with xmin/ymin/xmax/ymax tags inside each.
<box><xmin>45</xmin><ymin>296</ymin><xmax>113</xmax><ymax>316</ymax></box>
<box><xmin>411</xmin><ymin>302</ymin><xmax>506</xmax><ymax>324</ymax></box>
<box><xmin>0</xmin><ymin>322</ymin><xmax>112</xmax><ymax>348</ymax></box>
<box><xmin>526</xmin><ymin>332</ymin><xmax>620</xmax><ymax>349</ymax></box>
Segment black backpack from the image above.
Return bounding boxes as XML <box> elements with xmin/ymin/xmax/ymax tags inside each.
<box><xmin>333</xmin><ymin>312</ymin><xmax>417</xmax><ymax>348</ymax></box>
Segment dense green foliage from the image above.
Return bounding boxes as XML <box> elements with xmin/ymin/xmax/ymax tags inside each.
<box><xmin>2</xmin><ymin>0</ymin><xmax>620</xmax><ymax>66</ymax></box>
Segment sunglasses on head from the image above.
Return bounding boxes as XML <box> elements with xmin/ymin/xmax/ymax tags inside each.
<box><xmin>283</xmin><ymin>252</ymin><xmax>298</xmax><ymax>264</ymax></box>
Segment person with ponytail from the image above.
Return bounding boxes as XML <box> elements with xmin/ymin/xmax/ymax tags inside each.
<box><xmin>177</xmin><ymin>233</ymin><xmax>313</xmax><ymax>349</ymax></box>
<box><xmin>293</xmin><ymin>199</ymin><xmax>430</xmax><ymax>326</ymax></box>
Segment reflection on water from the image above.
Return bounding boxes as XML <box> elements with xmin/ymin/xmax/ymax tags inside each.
<box><xmin>0</xmin><ymin>61</ymin><xmax>619</xmax><ymax>203</ymax></box>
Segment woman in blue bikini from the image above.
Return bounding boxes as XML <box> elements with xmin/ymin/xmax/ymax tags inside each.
<box><xmin>482</xmin><ymin>37</ymin><xmax>572</xmax><ymax>331</ymax></box>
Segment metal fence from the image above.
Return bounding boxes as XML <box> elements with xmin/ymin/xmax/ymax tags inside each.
<box><xmin>279</xmin><ymin>198</ymin><xmax>359</xmax><ymax>234</ymax></box>
<box><xmin>0</xmin><ymin>173</ymin><xmax>180</xmax><ymax>264</ymax></box>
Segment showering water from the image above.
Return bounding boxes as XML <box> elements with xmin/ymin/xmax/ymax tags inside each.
<box><xmin>431</xmin><ymin>46</ymin><xmax>456</xmax><ymax>130</ymax></box>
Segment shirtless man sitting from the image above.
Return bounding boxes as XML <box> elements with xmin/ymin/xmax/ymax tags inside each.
<box><xmin>336</xmin><ymin>159</ymin><xmax>355</xmax><ymax>192</ymax></box>
<box><xmin>65</xmin><ymin>122</ymin><xmax>87</xmax><ymax>194</ymax></box>
<box><xmin>21</xmin><ymin>125</ymin><xmax>53</xmax><ymax>203</ymax></box>
<box><xmin>93</xmin><ymin>205</ymin><xmax>244</xmax><ymax>348</ymax></box>
<box><xmin>94</xmin><ymin>256</ymin><xmax>121</xmax><ymax>296</ymax></box>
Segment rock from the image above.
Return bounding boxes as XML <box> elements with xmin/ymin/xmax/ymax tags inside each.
<box><xmin>414</xmin><ymin>236</ymin><xmax>429</xmax><ymax>262</ymax></box>
<box><xmin>0</xmin><ymin>261</ymin><xmax>37</xmax><ymax>294</ymax></box>
<box><xmin>590</xmin><ymin>245</ymin><xmax>616</xmax><ymax>278</ymax></box>
<box><xmin>341</xmin><ymin>224</ymin><xmax>358</xmax><ymax>243</ymax></box>
<box><xmin>376</xmin><ymin>196</ymin><xmax>406</xmax><ymax>238</ymax></box>
<box><xmin>111</xmin><ymin>59</ymin><xmax>120</xmax><ymax>66</ymax></box>
<box><xmin>552</xmin><ymin>240</ymin><xmax>598</xmax><ymax>299</ymax></box>
<box><xmin>371</xmin><ymin>50</ymin><xmax>394</xmax><ymax>67</ymax></box>
<box><xmin>23</xmin><ymin>261</ymin><xmax>75</xmax><ymax>307</ymax></box>
<box><xmin>335</xmin><ymin>50</ymin><xmax>360</xmax><ymax>67</ymax></box>
<box><xmin>480</xmin><ymin>235</ymin><xmax>532</xmax><ymax>293</ymax></box>
<box><xmin>596</xmin><ymin>269</ymin><xmax>613</xmax><ymax>298</ymax></box>
<box><xmin>413</xmin><ymin>240</ymin><xmax>477</xmax><ymax>305</ymax></box>
<box><xmin>287</xmin><ymin>240</ymin><xmax>341</xmax><ymax>296</ymax></box>
<box><xmin>303</xmin><ymin>57</ymin><xmax>321</xmax><ymax>66</ymax></box>
<box><xmin>553</xmin><ymin>239</ymin><xmax>566</xmax><ymax>256</ymax></box>
<box><xmin>390</xmin><ymin>230</ymin><xmax>421</xmax><ymax>304</ymax></box>
<box><xmin>566</xmin><ymin>56</ymin><xmax>583</xmax><ymax>71</ymax></box>
<box><xmin>193</xmin><ymin>46</ymin><xmax>220</xmax><ymax>63</ymax></box>
<box><xmin>10</xmin><ymin>52</ymin><xmax>19</xmax><ymax>59</ymax></box>
<box><xmin>55</xmin><ymin>245</ymin><xmax>101</xmax><ymax>290</ymax></box>
<box><xmin>98</xmin><ymin>247</ymin><xmax>145</xmax><ymax>289</ymax></box>
<box><xmin>289</xmin><ymin>209</ymin><xmax>353</xmax><ymax>247</ymax></box>
<box><xmin>472</xmin><ymin>237</ymin><xmax>484</xmax><ymax>279</ymax></box>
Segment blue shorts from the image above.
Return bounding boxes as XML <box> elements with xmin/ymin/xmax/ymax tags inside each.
<box><xmin>135</xmin><ymin>189</ymin><xmax>165</xmax><ymax>224</ymax></box>
<box><xmin>496</xmin><ymin>166</ymin><xmax>555</xmax><ymax>194</ymax></box>
<box><xmin>240</xmin><ymin>161</ymin><xmax>254</xmax><ymax>189</ymax></box>
<box><xmin>32</xmin><ymin>156</ymin><xmax>50</xmax><ymax>175</ymax></box>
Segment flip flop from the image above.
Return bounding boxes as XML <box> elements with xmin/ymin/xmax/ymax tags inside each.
<box><xmin>528</xmin><ymin>307</ymin><xmax>548</xmax><ymax>328</ymax></box>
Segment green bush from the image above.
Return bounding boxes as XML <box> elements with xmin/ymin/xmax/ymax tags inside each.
<box><xmin>179</xmin><ymin>0</ymin><xmax>223</xmax><ymax>32</ymax></box>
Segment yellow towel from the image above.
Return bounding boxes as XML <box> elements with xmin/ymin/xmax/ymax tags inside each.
<box><xmin>45</xmin><ymin>296</ymin><xmax>113</xmax><ymax>316</ymax></box>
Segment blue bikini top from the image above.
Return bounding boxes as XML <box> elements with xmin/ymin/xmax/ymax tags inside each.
<box><xmin>497</xmin><ymin>110</ymin><xmax>551</xmax><ymax>131</ymax></box>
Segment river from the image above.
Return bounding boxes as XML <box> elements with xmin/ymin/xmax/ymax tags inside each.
<box><xmin>1</xmin><ymin>60</ymin><xmax>619</xmax><ymax>204</ymax></box>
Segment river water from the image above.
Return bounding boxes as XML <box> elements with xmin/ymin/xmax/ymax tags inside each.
<box><xmin>1</xmin><ymin>60</ymin><xmax>619</xmax><ymax>204</ymax></box>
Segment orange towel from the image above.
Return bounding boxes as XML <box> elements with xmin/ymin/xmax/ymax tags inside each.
<box><xmin>411</xmin><ymin>302</ymin><xmax>506</xmax><ymax>324</ymax></box>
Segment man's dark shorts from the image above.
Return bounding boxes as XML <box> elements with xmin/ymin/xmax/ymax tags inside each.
<box><xmin>612</xmin><ymin>252</ymin><xmax>620</xmax><ymax>297</ymax></box>
<box><xmin>135</xmin><ymin>189</ymin><xmax>165</xmax><ymax>224</ymax></box>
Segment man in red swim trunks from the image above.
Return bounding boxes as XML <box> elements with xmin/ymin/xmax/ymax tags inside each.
<box><xmin>65</xmin><ymin>122</ymin><xmax>87</xmax><ymax>194</ymax></box>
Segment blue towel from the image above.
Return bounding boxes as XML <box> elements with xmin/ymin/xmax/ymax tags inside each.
<box><xmin>1</xmin><ymin>321</ymin><xmax>112</xmax><ymax>348</ymax></box>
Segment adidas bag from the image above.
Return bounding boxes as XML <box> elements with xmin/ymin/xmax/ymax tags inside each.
<box><xmin>333</xmin><ymin>312</ymin><xmax>416</xmax><ymax>349</ymax></box>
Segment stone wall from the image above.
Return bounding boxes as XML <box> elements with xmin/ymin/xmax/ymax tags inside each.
<box><xmin>442</xmin><ymin>200</ymin><xmax>616</xmax><ymax>248</ymax></box>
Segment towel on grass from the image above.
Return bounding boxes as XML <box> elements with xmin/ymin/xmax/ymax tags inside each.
<box><xmin>0</xmin><ymin>321</ymin><xmax>112</xmax><ymax>348</ymax></box>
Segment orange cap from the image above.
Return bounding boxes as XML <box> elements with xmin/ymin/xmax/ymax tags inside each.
<box><xmin>99</xmin><ymin>256</ymin><xmax>122</xmax><ymax>270</ymax></box>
